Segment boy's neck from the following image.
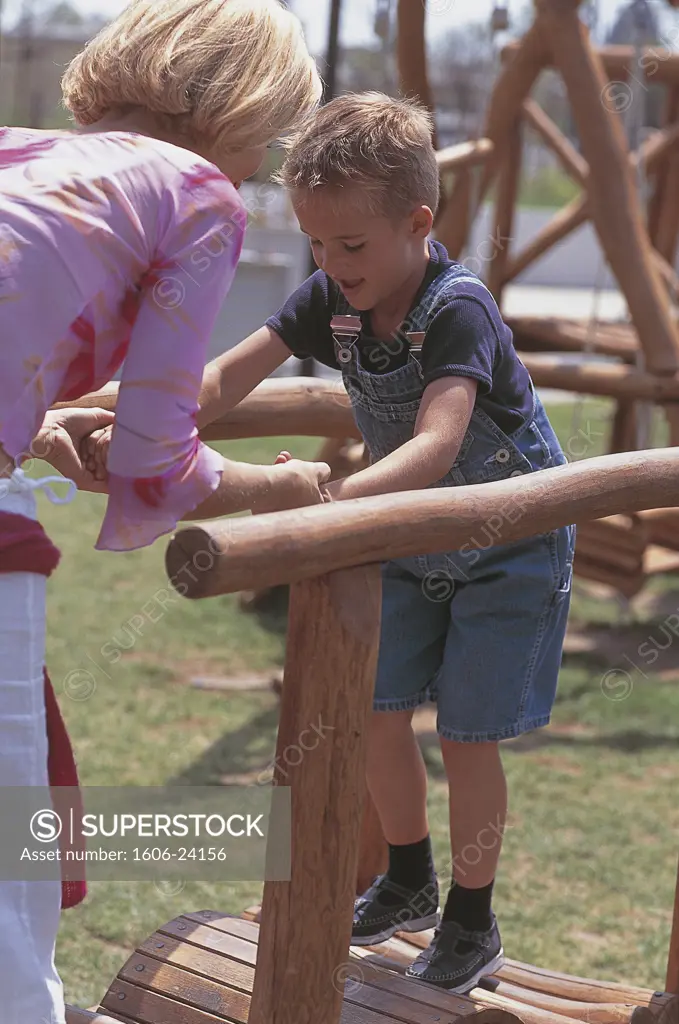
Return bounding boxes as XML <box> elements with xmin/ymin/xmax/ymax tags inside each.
<box><xmin>369</xmin><ymin>242</ymin><xmax>431</xmax><ymax>340</ymax></box>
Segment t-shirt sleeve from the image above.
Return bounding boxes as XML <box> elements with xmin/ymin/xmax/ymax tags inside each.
<box><xmin>266</xmin><ymin>270</ymin><xmax>335</xmax><ymax>361</ymax></box>
<box><xmin>421</xmin><ymin>296</ymin><xmax>499</xmax><ymax>394</ymax></box>
<box><xmin>96</xmin><ymin>166</ymin><xmax>247</xmax><ymax>552</ymax></box>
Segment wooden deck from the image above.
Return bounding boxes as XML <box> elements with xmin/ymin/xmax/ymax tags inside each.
<box><xmin>90</xmin><ymin>910</ymin><xmax>678</xmax><ymax>1024</ymax></box>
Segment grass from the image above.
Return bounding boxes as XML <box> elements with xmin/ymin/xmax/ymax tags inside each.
<box><xmin>30</xmin><ymin>408</ymin><xmax>679</xmax><ymax>1008</ymax></box>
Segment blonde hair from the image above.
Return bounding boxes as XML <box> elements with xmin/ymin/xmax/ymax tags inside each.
<box><xmin>278</xmin><ymin>92</ymin><xmax>440</xmax><ymax>217</ymax></box>
<box><xmin>62</xmin><ymin>0</ymin><xmax>322</xmax><ymax>155</ymax></box>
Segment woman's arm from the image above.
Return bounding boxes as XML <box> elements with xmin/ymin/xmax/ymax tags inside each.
<box><xmin>323</xmin><ymin>376</ymin><xmax>477</xmax><ymax>501</ymax></box>
<box><xmin>196</xmin><ymin>326</ymin><xmax>291</xmax><ymax>430</ymax></box>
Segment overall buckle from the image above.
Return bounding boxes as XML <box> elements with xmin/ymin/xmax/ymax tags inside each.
<box><xmin>331</xmin><ymin>314</ymin><xmax>361</xmax><ymax>365</ymax></box>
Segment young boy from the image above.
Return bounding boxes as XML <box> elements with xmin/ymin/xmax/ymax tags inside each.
<box><xmin>86</xmin><ymin>92</ymin><xmax>576</xmax><ymax>993</ymax></box>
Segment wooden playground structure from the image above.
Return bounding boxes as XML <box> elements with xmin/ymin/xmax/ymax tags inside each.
<box><xmin>56</xmin><ymin>0</ymin><xmax>679</xmax><ymax>1021</ymax></box>
<box><xmin>62</xmin><ymin>375</ymin><xmax>679</xmax><ymax>1023</ymax></box>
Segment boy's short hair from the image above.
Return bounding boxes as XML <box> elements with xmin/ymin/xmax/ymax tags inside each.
<box><xmin>61</xmin><ymin>0</ymin><xmax>321</xmax><ymax>157</ymax></box>
<box><xmin>278</xmin><ymin>92</ymin><xmax>440</xmax><ymax>218</ymax></box>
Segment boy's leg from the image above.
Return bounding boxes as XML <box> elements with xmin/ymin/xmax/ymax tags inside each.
<box><xmin>406</xmin><ymin>528</ymin><xmax>574</xmax><ymax>991</ymax></box>
<box><xmin>352</xmin><ymin>560</ymin><xmax>449</xmax><ymax>945</ymax></box>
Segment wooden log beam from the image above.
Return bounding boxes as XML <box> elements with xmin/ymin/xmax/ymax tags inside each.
<box><xmin>522</xmin><ymin>98</ymin><xmax>589</xmax><ymax>185</ymax></box>
<box><xmin>436</xmin><ymin>166</ymin><xmax>475</xmax><ymax>260</ymax></box>
<box><xmin>536</xmin><ymin>0</ymin><xmax>679</xmax><ymax>375</ymax></box>
<box><xmin>610</xmin><ymin>399</ymin><xmax>640</xmax><ymax>454</ymax></box>
<box><xmin>502</xmin><ymin>40</ymin><xmax>679</xmax><ymax>87</ymax></box>
<box><xmin>51</xmin><ymin>378</ymin><xmax>361</xmax><ymax>442</ymax></box>
<box><xmin>488</xmin><ymin>118</ymin><xmax>523</xmax><ymax>304</ymax></box>
<box><xmin>507</xmin><ymin>316</ymin><xmax>638</xmax><ymax>362</ymax></box>
<box><xmin>503</xmin><ymin>193</ymin><xmax>590</xmax><ymax>285</ymax></box>
<box><xmin>521</xmin><ymin>354</ymin><xmax>679</xmax><ymax>401</ymax></box>
<box><xmin>356</xmin><ymin>790</ymin><xmax>387</xmax><ymax>896</ymax></box>
<box><xmin>668</xmin><ymin>856</ymin><xmax>679</xmax><ymax>994</ymax></box>
<box><xmin>396</xmin><ymin>0</ymin><xmax>438</xmax><ymax>149</ymax></box>
<box><xmin>649</xmin><ymin>88</ymin><xmax>679</xmax><ymax>247</ymax></box>
<box><xmin>437</xmin><ymin>138</ymin><xmax>494</xmax><ymax>174</ymax></box>
<box><xmin>248</xmin><ymin>565</ymin><xmax>381</xmax><ymax>1024</ymax></box>
<box><xmin>436</xmin><ymin>16</ymin><xmax>550</xmax><ymax>257</ymax></box>
<box><xmin>165</xmin><ymin>448</ymin><xmax>679</xmax><ymax>599</ymax></box>
<box><xmin>634</xmin><ymin>122</ymin><xmax>679</xmax><ymax>175</ymax></box>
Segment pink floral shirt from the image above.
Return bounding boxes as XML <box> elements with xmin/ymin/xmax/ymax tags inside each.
<box><xmin>0</xmin><ymin>126</ymin><xmax>246</xmax><ymax>551</ymax></box>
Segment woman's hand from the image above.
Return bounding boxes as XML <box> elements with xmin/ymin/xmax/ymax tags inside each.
<box><xmin>34</xmin><ymin>408</ymin><xmax>115</xmax><ymax>493</ymax></box>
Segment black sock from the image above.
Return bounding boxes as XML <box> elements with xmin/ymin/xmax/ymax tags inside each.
<box><xmin>442</xmin><ymin>879</ymin><xmax>494</xmax><ymax>932</ymax></box>
<box><xmin>378</xmin><ymin>835</ymin><xmax>435</xmax><ymax>905</ymax></box>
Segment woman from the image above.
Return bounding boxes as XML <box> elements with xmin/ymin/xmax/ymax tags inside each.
<box><xmin>0</xmin><ymin>2</ymin><xmax>328</xmax><ymax>1020</ymax></box>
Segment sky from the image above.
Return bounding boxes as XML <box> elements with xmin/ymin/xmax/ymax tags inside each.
<box><xmin>1</xmin><ymin>0</ymin><xmax>668</xmax><ymax>51</ymax></box>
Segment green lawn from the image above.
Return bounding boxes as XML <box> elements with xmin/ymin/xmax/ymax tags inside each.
<box><xmin>32</xmin><ymin>405</ymin><xmax>679</xmax><ymax>1008</ymax></box>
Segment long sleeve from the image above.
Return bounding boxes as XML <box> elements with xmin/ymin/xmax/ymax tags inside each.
<box><xmin>96</xmin><ymin>169</ymin><xmax>247</xmax><ymax>551</ymax></box>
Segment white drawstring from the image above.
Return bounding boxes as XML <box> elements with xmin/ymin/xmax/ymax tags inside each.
<box><xmin>0</xmin><ymin>468</ymin><xmax>77</xmax><ymax>506</ymax></box>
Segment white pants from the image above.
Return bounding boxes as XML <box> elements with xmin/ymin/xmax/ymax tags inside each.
<box><xmin>0</xmin><ymin>470</ymin><xmax>76</xmax><ymax>1024</ymax></box>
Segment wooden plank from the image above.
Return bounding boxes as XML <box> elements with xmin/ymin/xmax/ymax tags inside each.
<box><xmin>138</xmin><ymin>931</ymin><xmax>255</xmax><ymax>992</ymax></box>
<box><xmin>158</xmin><ymin>918</ymin><xmax>258</xmax><ymax>966</ymax></box>
<box><xmin>101</xmin><ymin>980</ymin><xmax>238</xmax><ymax>1024</ymax></box>
<box><xmin>248</xmin><ymin>566</ymin><xmax>382</xmax><ymax>1024</ymax></box>
<box><xmin>117</xmin><ymin>953</ymin><xmax>250</xmax><ymax>1021</ymax></box>
<box><xmin>538</xmin><ymin>0</ymin><xmax>679</xmax><ymax>374</ymax></box>
<box><xmin>522</xmin><ymin>98</ymin><xmax>589</xmax><ymax>185</ymax></box>
<box><xmin>487</xmin><ymin>979</ymin><xmax>645</xmax><ymax>1023</ymax></box>
<box><xmin>166</xmin><ymin>448</ymin><xmax>679</xmax><ymax>598</ymax></box>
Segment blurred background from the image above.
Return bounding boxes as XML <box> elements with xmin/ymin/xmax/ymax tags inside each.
<box><xmin>1</xmin><ymin>0</ymin><xmax>678</xmax><ymax>362</ymax></box>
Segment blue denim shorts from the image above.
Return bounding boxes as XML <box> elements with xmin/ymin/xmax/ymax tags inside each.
<box><xmin>374</xmin><ymin>523</ymin><xmax>574</xmax><ymax>742</ymax></box>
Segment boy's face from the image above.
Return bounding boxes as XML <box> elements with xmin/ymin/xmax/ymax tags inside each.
<box><xmin>293</xmin><ymin>189</ymin><xmax>432</xmax><ymax>313</ymax></box>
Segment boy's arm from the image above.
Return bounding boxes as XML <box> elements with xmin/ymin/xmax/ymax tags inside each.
<box><xmin>323</xmin><ymin>376</ymin><xmax>477</xmax><ymax>501</ymax></box>
<box><xmin>196</xmin><ymin>326</ymin><xmax>291</xmax><ymax>430</ymax></box>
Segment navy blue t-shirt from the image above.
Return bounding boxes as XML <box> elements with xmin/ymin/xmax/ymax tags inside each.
<box><xmin>266</xmin><ymin>240</ymin><xmax>533</xmax><ymax>434</ymax></box>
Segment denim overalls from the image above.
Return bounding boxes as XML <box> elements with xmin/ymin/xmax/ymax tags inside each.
<box><xmin>332</xmin><ymin>265</ymin><xmax>576</xmax><ymax>742</ymax></box>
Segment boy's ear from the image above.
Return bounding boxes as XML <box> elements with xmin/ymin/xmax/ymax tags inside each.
<box><xmin>411</xmin><ymin>205</ymin><xmax>434</xmax><ymax>239</ymax></box>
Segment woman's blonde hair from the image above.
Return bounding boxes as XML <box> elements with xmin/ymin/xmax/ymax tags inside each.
<box><xmin>62</xmin><ymin>0</ymin><xmax>322</xmax><ymax>155</ymax></box>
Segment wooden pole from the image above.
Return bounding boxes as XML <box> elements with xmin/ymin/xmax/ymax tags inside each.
<box><xmin>396</xmin><ymin>0</ymin><xmax>438</xmax><ymax>149</ymax></box>
<box><xmin>356</xmin><ymin>790</ymin><xmax>388</xmax><ymax>895</ymax></box>
<box><xmin>522</xmin><ymin>98</ymin><xmax>589</xmax><ymax>185</ymax></box>
<box><xmin>649</xmin><ymin>88</ymin><xmax>679</xmax><ymax>247</ymax></box>
<box><xmin>667</xmin><ymin>855</ymin><xmax>679</xmax><ymax>994</ymax></box>
<box><xmin>507</xmin><ymin>316</ymin><xmax>638</xmax><ymax>361</ymax></box>
<box><xmin>488</xmin><ymin>117</ymin><xmax>523</xmax><ymax>304</ymax></box>
<box><xmin>248</xmin><ymin>565</ymin><xmax>381</xmax><ymax>1024</ymax></box>
<box><xmin>536</xmin><ymin>0</ymin><xmax>679</xmax><ymax>375</ymax></box>
<box><xmin>436</xmin><ymin>17</ymin><xmax>550</xmax><ymax>257</ymax></box>
<box><xmin>165</xmin><ymin>448</ymin><xmax>679</xmax><ymax>598</ymax></box>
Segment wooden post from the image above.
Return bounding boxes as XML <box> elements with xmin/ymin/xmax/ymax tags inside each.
<box><xmin>648</xmin><ymin>88</ymin><xmax>679</xmax><ymax>246</ymax></box>
<box><xmin>396</xmin><ymin>0</ymin><xmax>438</xmax><ymax>149</ymax></box>
<box><xmin>488</xmin><ymin>117</ymin><xmax>523</xmax><ymax>304</ymax></box>
<box><xmin>667</xmin><ymin>856</ymin><xmax>679</xmax><ymax>994</ymax></box>
<box><xmin>436</xmin><ymin>17</ymin><xmax>549</xmax><ymax>257</ymax></box>
<box><xmin>610</xmin><ymin>400</ymin><xmax>639</xmax><ymax>455</ymax></box>
<box><xmin>248</xmin><ymin>565</ymin><xmax>381</xmax><ymax>1024</ymax></box>
<box><xmin>536</xmin><ymin>0</ymin><xmax>679</xmax><ymax>375</ymax></box>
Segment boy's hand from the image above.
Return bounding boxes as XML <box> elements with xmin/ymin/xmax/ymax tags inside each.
<box><xmin>82</xmin><ymin>424</ymin><xmax>113</xmax><ymax>482</ymax></box>
<box><xmin>251</xmin><ymin>457</ymin><xmax>331</xmax><ymax>515</ymax></box>
<box><xmin>274</xmin><ymin>449</ymin><xmax>334</xmax><ymax>502</ymax></box>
